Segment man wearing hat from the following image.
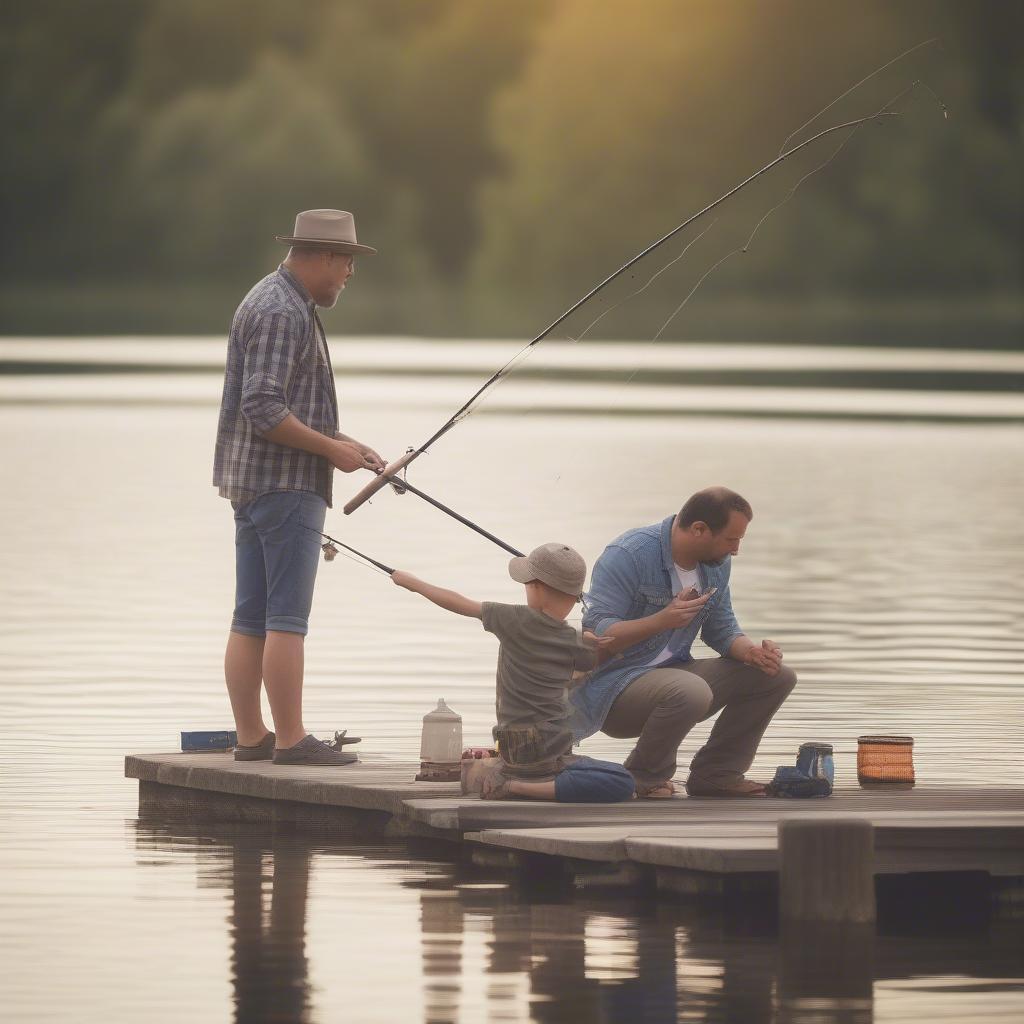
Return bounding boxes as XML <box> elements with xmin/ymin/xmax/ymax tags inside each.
<box><xmin>213</xmin><ymin>210</ymin><xmax>385</xmax><ymax>766</ymax></box>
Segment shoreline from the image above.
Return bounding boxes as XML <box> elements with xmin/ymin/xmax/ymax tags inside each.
<box><xmin>2</xmin><ymin>284</ymin><xmax>1021</xmax><ymax>347</ymax></box>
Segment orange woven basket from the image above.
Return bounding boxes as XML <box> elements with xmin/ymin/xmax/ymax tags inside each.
<box><xmin>857</xmin><ymin>734</ymin><xmax>915</xmax><ymax>785</ymax></box>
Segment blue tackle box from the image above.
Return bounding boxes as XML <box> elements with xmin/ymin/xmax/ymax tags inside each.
<box><xmin>181</xmin><ymin>730</ymin><xmax>237</xmax><ymax>752</ymax></box>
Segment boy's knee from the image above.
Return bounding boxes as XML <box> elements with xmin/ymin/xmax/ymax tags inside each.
<box><xmin>610</xmin><ymin>765</ymin><xmax>637</xmax><ymax>801</ymax></box>
<box><xmin>594</xmin><ymin>765</ymin><xmax>636</xmax><ymax>803</ymax></box>
<box><xmin>556</xmin><ymin>761</ymin><xmax>636</xmax><ymax>803</ymax></box>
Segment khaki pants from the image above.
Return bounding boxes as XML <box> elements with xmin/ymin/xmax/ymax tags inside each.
<box><xmin>602</xmin><ymin>657</ymin><xmax>797</xmax><ymax>787</ymax></box>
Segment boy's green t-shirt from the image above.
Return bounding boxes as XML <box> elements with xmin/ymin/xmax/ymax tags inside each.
<box><xmin>481</xmin><ymin>602</ymin><xmax>598</xmax><ymax>775</ymax></box>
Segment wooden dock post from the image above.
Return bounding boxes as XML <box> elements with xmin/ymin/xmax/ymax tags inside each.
<box><xmin>777</xmin><ymin>819</ymin><xmax>876</xmax><ymax>1022</ymax></box>
<box><xmin>778</xmin><ymin>818</ymin><xmax>875</xmax><ymax>923</ymax></box>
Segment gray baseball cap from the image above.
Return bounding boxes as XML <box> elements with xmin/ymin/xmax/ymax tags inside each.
<box><xmin>508</xmin><ymin>542</ymin><xmax>588</xmax><ymax>598</ymax></box>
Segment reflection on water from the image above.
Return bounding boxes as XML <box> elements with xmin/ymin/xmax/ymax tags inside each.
<box><xmin>129</xmin><ymin>821</ymin><xmax>1023</xmax><ymax>1024</ymax></box>
<box><xmin>229</xmin><ymin>839</ymin><xmax>313</xmax><ymax>1024</ymax></box>
<box><xmin>1</xmin><ymin>342</ymin><xmax>1023</xmax><ymax>1021</ymax></box>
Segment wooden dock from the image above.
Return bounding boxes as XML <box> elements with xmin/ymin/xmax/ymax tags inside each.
<box><xmin>126</xmin><ymin>753</ymin><xmax>1024</xmax><ymax>907</ymax></box>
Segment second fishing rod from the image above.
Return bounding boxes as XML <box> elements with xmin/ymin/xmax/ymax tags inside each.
<box><xmin>307</xmin><ymin>473</ymin><xmax>524</xmax><ymax>575</ymax></box>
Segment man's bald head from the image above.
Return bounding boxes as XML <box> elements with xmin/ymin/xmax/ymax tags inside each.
<box><xmin>677</xmin><ymin>487</ymin><xmax>753</xmax><ymax>533</ymax></box>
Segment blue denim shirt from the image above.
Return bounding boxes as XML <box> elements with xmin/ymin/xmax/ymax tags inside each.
<box><xmin>569</xmin><ymin>515</ymin><xmax>745</xmax><ymax>741</ymax></box>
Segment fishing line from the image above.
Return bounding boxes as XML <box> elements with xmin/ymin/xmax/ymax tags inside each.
<box><xmin>652</xmin><ymin>114</ymin><xmax>863</xmax><ymax>341</ymax></box>
<box><xmin>569</xmin><ymin>220</ymin><xmax>719</xmax><ymax>345</ymax></box>
<box><xmin>565</xmin><ymin>69</ymin><xmax>943</xmax><ymax>349</ymax></box>
<box><xmin>301</xmin><ymin>526</ymin><xmax>394</xmax><ymax>575</ymax></box>
<box><xmin>753</xmin><ymin>76</ymin><xmax>942</xmax><ymax>254</ymax></box>
<box><xmin>562</xmin><ymin>111</ymin><xmax>868</xmax><ymax>360</ymax></box>
<box><xmin>777</xmin><ymin>38</ymin><xmax>940</xmax><ymax>156</ymax></box>
<box><xmin>559</xmin><ymin>75</ymin><xmax>944</xmax><ymax>371</ymax></box>
<box><xmin>563</xmin><ymin>126</ymin><xmax>852</xmax><ymax>345</ymax></box>
<box><xmin>649</xmin><ymin>75</ymin><xmax>944</xmax><ymax>341</ymax></box>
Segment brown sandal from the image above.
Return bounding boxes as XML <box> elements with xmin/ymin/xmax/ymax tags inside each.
<box><xmin>636</xmin><ymin>780</ymin><xmax>677</xmax><ymax>799</ymax></box>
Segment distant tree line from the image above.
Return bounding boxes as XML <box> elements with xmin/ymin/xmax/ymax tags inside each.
<box><xmin>1</xmin><ymin>0</ymin><xmax>1020</xmax><ymax>338</ymax></box>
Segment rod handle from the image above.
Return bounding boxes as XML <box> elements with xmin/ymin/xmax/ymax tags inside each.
<box><xmin>342</xmin><ymin>449</ymin><xmax>419</xmax><ymax>515</ymax></box>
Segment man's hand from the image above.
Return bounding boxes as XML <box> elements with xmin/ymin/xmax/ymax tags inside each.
<box><xmin>582</xmin><ymin>629</ymin><xmax>615</xmax><ymax>651</ymax></box>
<box><xmin>585</xmin><ymin>626</ymin><xmax>614</xmax><ymax>667</ymax></box>
<box><xmin>744</xmin><ymin>639</ymin><xmax>784</xmax><ymax>676</ymax></box>
<box><xmin>585</xmin><ymin>626</ymin><xmax>614</xmax><ymax>651</ymax></box>
<box><xmin>328</xmin><ymin>439</ymin><xmax>382</xmax><ymax>474</ymax></box>
<box><xmin>335</xmin><ymin>433</ymin><xmax>386</xmax><ymax>474</ymax></box>
<box><xmin>354</xmin><ymin>442</ymin><xmax>386</xmax><ymax>474</ymax></box>
<box><xmin>656</xmin><ymin>588</ymin><xmax>712</xmax><ymax>630</ymax></box>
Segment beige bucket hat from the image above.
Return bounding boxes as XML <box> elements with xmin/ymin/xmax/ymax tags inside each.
<box><xmin>275</xmin><ymin>209</ymin><xmax>378</xmax><ymax>255</ymax></box>
<box><xmin>508</xmin><ymin>543</ymin><xmax>588</xmax><ymax>599</ymax></box>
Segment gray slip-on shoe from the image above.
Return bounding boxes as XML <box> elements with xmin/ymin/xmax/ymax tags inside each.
<box><xmin>273</xmin><ymin>734</ymin><xmax>358</xmax><ymax>766</ymax></box>
<box><xmin>234</xmin><ymin>731</ymin><xmax>276</xmax><ymax>762</ymax></box>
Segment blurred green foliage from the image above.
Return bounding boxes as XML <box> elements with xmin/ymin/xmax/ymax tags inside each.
<box><xmin>0</xmin><ymin>0</ymin><xmax>1020</xmax><ymax>341</ymax></box>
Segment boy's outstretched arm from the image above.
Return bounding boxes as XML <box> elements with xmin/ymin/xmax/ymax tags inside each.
<box><xmin>391</xmin><ymin>570</ymin><xmax>482</xmax><ymax>619</ymax></box>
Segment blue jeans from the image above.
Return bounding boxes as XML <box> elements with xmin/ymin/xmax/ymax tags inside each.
<box><xmin>553</xmin><ymin>756</ymin><xmax>636</xmax><ymax>803</ymax></box>
<box><xmin>230</xmin><ymin>490</ymin><xmax>327</xmax><ymax>637</ymax></box>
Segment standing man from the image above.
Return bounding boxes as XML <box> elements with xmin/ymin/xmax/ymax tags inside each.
<box><xmin>575</xmin><ymin>487</ymin><xmax>796</xmax><ymax>797</ymax></box>
<box><xmin>213</xmin><ymin>210</ymin><xmax>385</xmax><ymax>766</ymax></box>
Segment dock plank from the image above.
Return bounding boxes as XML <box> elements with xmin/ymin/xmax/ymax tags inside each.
<box><xmin>125</xmin><ymin>752</ymin><xmax>459</xmax><ymax>816</ymax></box>
<box><xmin>469</xmin><ymin>823</ymin><xmax>780</xmax><ymax>863</ymax></box>
<box><xmin>470</xmin><ymin>816</ymin><xmax>1024</xmax><ymax>875</ymax></box>
<box><xmin>404</xmin><ymin>787</ymin><xmax>1024</xmax><ymax>831</ymax></box>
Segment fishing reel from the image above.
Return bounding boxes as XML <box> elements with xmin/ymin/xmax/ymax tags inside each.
<box><xmin>385</xmin><ymin>447</ymin><xmax>417</xmax><ymax>496</ymax></box>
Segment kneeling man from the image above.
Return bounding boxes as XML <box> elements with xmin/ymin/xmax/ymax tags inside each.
<box><xmin>574</xmin><ymin>487</ymin><xmax>796</xmax><ymax>798</ymax></box>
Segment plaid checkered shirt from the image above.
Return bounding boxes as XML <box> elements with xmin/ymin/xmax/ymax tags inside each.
<box><xmin>213</xmin><ymin>265</ymin><xmax>339</xmax><ymax>506</ymax></box>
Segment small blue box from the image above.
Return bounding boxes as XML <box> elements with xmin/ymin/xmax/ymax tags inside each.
<box><xmin>181</xmin><ymin>730</ymin><xmax>237</xmax><ymax>752</ymax></box>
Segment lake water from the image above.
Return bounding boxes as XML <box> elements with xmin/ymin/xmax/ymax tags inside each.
<box><xmin>1</xmin><ymin>338</ymin><xmax>1022</xmax><ymax>1022</ymax></box>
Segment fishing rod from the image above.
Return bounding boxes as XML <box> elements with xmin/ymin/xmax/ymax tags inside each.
<box><xmin>389</xmin><ymin>474</ymin><xmax>524</xmax><ymax>557</ymax></box>
<box><xmin>340</xmin><ymin>449</ymin><xmax>524</xmax><ymax>557</ymax></box>
<box><xmin>345</xmin><ymin>111</ymin><xmax>900</xmax><ymax>519</ymax></box>
<box><xmin>308</xmin><ymin>507</ymin><xmax>524</xmax><ymax>575</ymax></box>
<box><xmin>342</xmin><ymin>41</ymin><xmax>946</xmax><ymax>549</ymax></box>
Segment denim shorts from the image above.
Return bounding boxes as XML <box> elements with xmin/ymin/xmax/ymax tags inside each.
<box><xmin>230</xmin><ymin>490</ymin><xmax>327</xmax><ymax>637</ymax></box>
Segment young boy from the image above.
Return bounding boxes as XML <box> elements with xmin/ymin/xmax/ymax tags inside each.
<box><xmin>391</xmin><ymin>543</ymin><xmax>636</xmax><ymax>803</ymax></box>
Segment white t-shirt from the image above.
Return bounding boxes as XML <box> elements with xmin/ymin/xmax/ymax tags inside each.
<box><xmin>645</xmin><ymin>564</ymin><xmax>701</xmax><ymax>667</ymax></box>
